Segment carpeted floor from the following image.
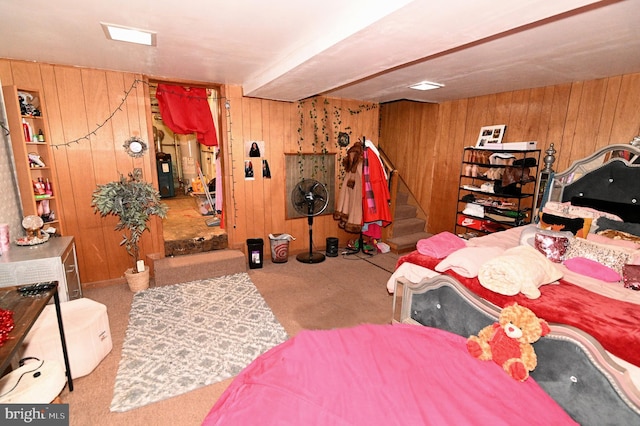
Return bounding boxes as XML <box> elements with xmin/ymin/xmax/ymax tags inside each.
<box><xmin>59</xmin><ymin>250</ymin><xmax>399</xmax><ymax>426</ymax></box>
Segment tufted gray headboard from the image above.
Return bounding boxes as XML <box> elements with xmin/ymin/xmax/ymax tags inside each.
<box><xmin>546</xmin><ymin>143</ymin><xmax>640</xmax><ymax>208</ymax></box>
<box><xmin>397</xmin><ymin>275</ymin><xmax>640</xmax><ymax>426</ymax></box>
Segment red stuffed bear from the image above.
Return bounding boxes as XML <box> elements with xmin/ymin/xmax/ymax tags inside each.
<box><xmin>467</xmin><ymin>302</ymin><xmax>550</xmax><ymax>381</ymax></box>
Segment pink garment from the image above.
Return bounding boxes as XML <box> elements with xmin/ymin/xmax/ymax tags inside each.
<box><xmin>202</xmin><ymin>324</ymin><xmax>576</xmax><ymax>426</ymax></box>
<box><xmin>156</xmin><ymin>84</ymin><xmax>218</xmax><ymax>146</ymax></box>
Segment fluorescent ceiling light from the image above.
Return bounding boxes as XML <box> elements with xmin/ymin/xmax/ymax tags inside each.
<box><xmin>102</xmin><ymin>23</ymin><xmax>156</xmax><ymax>46</ymax></box>
<box><xmin>409</xmin><ymin>81</ymin><xmax>444</xmax><ymax>91</ymax></box>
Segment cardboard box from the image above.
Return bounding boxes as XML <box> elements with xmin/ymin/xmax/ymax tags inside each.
<box><xmin>20</xmin><ymin>298</ymin><xmax>112</xmax><ymax>379</ymax></box>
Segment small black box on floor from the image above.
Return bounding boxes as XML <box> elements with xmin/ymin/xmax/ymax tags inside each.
<box><xmin>247</xmin><ymin>238</ymin><xmax>264</xmax><ymax>269</ymax></box>
<box><xmin>326</xmin><ymin>237</ymin><xmax>339</xmax><ymax>257</ymax></box>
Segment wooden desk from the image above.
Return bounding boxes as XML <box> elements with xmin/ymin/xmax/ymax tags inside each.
<box><xmin>0</xmin><ymin>282</ymin><xmax>73</xmax><ymax>391</ymax></box>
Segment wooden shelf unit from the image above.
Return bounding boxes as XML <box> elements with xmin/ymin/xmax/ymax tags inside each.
<box><xmin>2</xmin><ymin>85</ymin><xmax>64</xmax><ymax>235</ymax></box>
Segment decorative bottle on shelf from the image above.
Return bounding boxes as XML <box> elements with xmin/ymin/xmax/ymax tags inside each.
<box><xmin>38</xmin><ymin>129</ymin><xmax>45</xmax><ymax>142</ymax></box>
<box><xmin>45</xmin><ymin>178</ymin><xmax>53</xmax><ymax>195</ymax></box>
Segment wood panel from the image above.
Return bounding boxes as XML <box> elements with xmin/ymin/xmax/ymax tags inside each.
<box><xmin>5</xmin><ymin>56</ymin><xmax>640</xmax><ymax>284</ymax></box>
<box><xmin>380</xmin><ymin>71</ymin><xmax>640</xmax><ymax>235</ymax></box>
<box><xmin>1</xmin><ymin>59</ymin><xmax>161</xmax><ymax>284</ymax></box>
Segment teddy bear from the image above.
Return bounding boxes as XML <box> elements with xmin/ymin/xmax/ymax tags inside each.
<box><xmin>466</xmin><ymin>303</ymin><xmax>550</xmax><ymax>381</ymax></box>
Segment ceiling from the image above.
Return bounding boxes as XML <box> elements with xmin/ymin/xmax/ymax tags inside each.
<box><xmin>1</xmin><ymin>0</ymin><xmax>639</xmax><ymax>104</ymax></box>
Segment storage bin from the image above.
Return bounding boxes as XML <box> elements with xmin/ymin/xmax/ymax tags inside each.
<box><xmin>20</xmin><ymin>298</ymin><xmax>112</xmax><ymax>379</ymax></box>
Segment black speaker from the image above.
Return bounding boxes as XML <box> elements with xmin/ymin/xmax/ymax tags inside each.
<box><xmin>326</xmin><ymin>237</ymin><xmax>339</xmax><ymax>257</ymax></box>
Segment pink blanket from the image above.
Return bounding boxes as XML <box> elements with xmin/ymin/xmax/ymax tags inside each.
<box><xmin>202</xmin><ymin>324</ymin><xmax>575</xmax><ymax>425</ymax></box>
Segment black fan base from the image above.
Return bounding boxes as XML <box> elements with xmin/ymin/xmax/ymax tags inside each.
<box><xmin>296</xmin><ymin>252</ymin><xmax>326</xmax><ymax>264</ymax></box>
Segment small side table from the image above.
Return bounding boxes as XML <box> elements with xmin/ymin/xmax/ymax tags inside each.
<box><xmin>0</xmin><ymin>282</ymin><xmax>73</xmax><ymax>392</ymax></box>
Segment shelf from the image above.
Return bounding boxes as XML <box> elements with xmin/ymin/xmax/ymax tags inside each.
<box><xmin>455</xmin><ymin>147</ymin><xmax>540</xmax><ymax>235</ymax></box>
<box><xmin>459</xmin><ymin>185</ymin><xmax>534</xmax><ymax>198</ymax></box>
<box><xmin>2</xmin><ymin>85</ymin><xmax>64</xmax><ymax>236</ymax></box>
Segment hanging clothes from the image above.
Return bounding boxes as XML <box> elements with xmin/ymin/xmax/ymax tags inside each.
<box><xmin>334</xmin><ymin>141</ymin><xmax>363</xmax><ymax>234</ymax></box>
<box><xmin>362</xmin><ymin>139</ymin><xmax>392</xmax><ymax>239</ymax></box>
<box><xmin>155</xmin><ymin>84</ymin><xmax>218</xmax><ymax>146</ymax></box>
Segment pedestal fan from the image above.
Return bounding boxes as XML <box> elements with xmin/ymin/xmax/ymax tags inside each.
<box><xmin>291</xmin><ymin>179</ymin><xmax>329</xmax><ymax>263</ymax></box>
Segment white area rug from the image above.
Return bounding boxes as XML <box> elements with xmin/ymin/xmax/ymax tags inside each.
<box><xmin>110</xmin><ymin>273</ymin><xmax>289</xmax><ymax>412</ymax></box>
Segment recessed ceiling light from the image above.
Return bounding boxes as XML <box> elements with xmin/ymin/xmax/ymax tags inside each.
<box><xmin>102</xmin><ymin>23</ymin><xmax>156</xmax><ymax>46</ymax></box>
<box><xmin>409</xmin><ymin>81</ymin><xmax>444</xmax><ymax>91</ymax></box>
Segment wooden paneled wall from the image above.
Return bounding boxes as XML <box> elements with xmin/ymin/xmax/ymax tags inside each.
<box><xmin>0</xmin><ymin>59</ymin><xmax>162</xmax><ymax>285</ymax></box>
<box><xmin>380</xmin><ymin>72</ymin><xmax>640</xmax><ymax>234</ymax></box>
<box><xmin>220</xmin><ymin>86</ymin><xmax>380</xmax><ymax>255</ymax></box>
<box><xmin>0</xmin><ymin>59</ymin><xmax>379</xmax><ymax>285</ymax></box>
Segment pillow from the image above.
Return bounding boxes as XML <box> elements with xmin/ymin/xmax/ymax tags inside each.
<box><xmin>596</xmin><ymin>217</ymin><xmax>640</xmax><ymax>238</ymax></box>
<box><xmin>539</xmin><ymin>212</ymin><xmax>591</xmax><ymax>238</ymax></box>
<box><xmin>435</xmin><ymin>246</ymin><xmax>505</xmax><ymax>278</ymax></box>
<box><xmin>416</xmin><ymin>232</ymin><xmax>466</xmax><ymax>259</ymax></box>
<box><xmin>587</xmin><ymin>232</ymin><xmax>640</xmax><ymax>249</ymax></box>
<box><xmin>622</xmin><ymin>264</ymin><xmax>640</xmax><ymax>290</ymax></box>
<box><xmin>563</xmin><ymin>238</ymin><xmax>635</xmax><ymax>274</ymax></box>
<box><xmin>563</xmin><ymin>257</ymin><xmax>621</xmax><ymax>282</ymax></box>
<box><xmin>534</xmin><ymin>230</ymin><xmax>573</xmax><ymax>263</ymax></box>
<box><xmin>571</xmin><ymin>197</ymin><xmax>640</xmax><ymax>223</ymax></box>
<box><xmin>544</xmin><ymin>201</ymin><xmax>623</xmax><ymax>222</ymax></box>
<box><xmin>519</xmin><ymin>225</ymin><xmax>538</xmax><ymax>247</ymax></box>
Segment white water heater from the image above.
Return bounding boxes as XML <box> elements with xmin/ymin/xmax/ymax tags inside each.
<box><xmin>178</xmin><ymin>134</ymin><xmax>199</xmax><ymax>188</ymax></box>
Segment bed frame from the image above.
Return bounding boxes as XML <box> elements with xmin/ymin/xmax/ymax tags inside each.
<box><xmin>395</xmin><ymin>275</ymin><xmax>640</xmax><ymax>425</ymax></box>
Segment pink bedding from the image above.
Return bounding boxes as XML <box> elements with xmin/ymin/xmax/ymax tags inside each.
<box><xmin>202</xmin><ymin>324</ymin><xmax>575</xmax><ymax>425</ymax></box>
<box><xmin>397</xmin><ymin>251</ymin><xmax>640</xmax><ymax>367</ymax></box>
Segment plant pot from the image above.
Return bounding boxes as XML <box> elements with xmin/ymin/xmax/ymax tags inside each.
<box><xmin>124</xmin><ymin>266</ymin><xmax>150</xmax><ymax>292</ymax></box>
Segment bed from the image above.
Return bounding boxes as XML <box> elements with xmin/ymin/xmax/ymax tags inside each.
<box><xmin>202</xmin><ymin>143</ymin><xmax>640</xmax><ymax>425</ymax></box>
<box><xmin>388</xmin><ymin>143</ymin><xmax>640</xmax><ymax>366</ymax></box>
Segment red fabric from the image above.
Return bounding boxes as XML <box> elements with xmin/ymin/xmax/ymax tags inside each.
<box><xmin>155</xmin><ymin>84</ymin><xmax>218</xmax><ymax>146</ymax></box>
<box><xmin>362</xmin><ymin>148</ymin><xmax>391</xmax><ymax>229</ymax></box>
<box><xmin>202</xmin><ymin>324</ymin><xmax>575</xmax><ymax>425</ymax></box>
<box><xmin>397</xmin><ymin>251</ymin><xmax>640</xmax><ymax>366</ymax></box>
<box><xmin>489</xmin><ymin>323</ymin><xmax>523</xmax><ymax>367</ymax></box>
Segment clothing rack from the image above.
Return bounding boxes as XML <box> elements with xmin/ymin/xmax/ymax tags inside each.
<box><xmin>343</xmin><ymin>136</ymin><xmax>374</xmax><ymax>256</ymax></box>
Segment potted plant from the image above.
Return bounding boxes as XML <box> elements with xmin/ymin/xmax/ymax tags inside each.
<box><xmin>91</xmin><ymin>168</ymin><xmax>168</xmax><ymax>291</ymax></box>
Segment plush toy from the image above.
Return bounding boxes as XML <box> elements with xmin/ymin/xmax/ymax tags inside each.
<box><xmin>466</xmin><ymin>303</ymin><xmax>550</xmax><ymax>381</ymax></box>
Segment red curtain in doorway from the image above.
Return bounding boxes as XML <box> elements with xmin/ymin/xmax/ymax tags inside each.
<box><xmin>155</xmin><ymin>84</ymin><xmax>218</xmax><ymax>146</ymax></box>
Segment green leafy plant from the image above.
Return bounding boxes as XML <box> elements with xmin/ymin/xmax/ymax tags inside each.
<box><xmin>91</xmin><ymin>168</ymin><xmax>168</xmax><ymax>273</ymax></box>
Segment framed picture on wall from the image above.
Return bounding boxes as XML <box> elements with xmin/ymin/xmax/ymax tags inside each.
<box><xmin>475</xmin><ymin>124</ymin><xmax>506</xmax><ymax>147</ymax></box>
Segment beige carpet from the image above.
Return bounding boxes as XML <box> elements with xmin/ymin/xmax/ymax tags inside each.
<box><xmin>60</xmin><ymin>250</ymin><xmax>399</xmax><ymax>426</ymax></box>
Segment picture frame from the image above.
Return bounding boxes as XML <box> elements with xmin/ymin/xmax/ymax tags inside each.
<box><xmin>475</xmin><ymin>125</ymin><xmax>506</xmax><ymax>147</ymax></box>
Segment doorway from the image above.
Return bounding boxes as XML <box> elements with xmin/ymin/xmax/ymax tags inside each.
<box><xmin>149</xmin><ymin>81</ymin><xmax>228</xmax><ymax>256</ymax></box>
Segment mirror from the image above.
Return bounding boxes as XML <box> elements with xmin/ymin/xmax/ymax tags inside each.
<box><xmin>123</xmin><ymin>136</ymin><xmax>148</xmax><ymax>158</ymax></box>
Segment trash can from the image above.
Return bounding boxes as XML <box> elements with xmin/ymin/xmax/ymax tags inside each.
<box><xmin>326</xmin><ymin>237</ymin><xmax>339</xmax><ymax>257</ymax></box>
<box><xmin>268</xmin><ymin>233</ymin><xmax>295</xmax><ymax>263</ymax></box>
<box><xmin>246</xmin><ymin>238</ymin><xmax>264</xmax><ymax>269</ymax></box>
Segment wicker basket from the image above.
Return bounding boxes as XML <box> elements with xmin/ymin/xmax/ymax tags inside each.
<box><xmin>124</xmin><ymin>266</ymin><xmax>150</xmax><ymax>292</ymax></box>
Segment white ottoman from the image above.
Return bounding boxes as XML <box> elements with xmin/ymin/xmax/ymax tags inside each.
<box><xmin>20</xmin><ymin>298</ymin><xmax>112</xmax><ymax>379</ymax></box>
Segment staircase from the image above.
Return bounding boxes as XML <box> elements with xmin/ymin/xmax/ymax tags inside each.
<box><xmin>385</xmin><ymin>191</ymin><xmax>432</xmax><ymax>254</ymax></box>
